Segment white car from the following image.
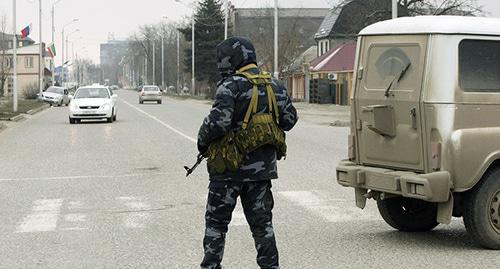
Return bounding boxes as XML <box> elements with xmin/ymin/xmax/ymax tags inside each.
<box><xmin>69</xmin><ymin>86</ymin><xmax>117</xmax><ymax>124</ymax></box>
<box><xmin>139</xmin><ymin>85</ymin><xmax>162</xmax><ymax>104</ymax></box>
<box><xmin>40</xmin><ymin>86</ymin><xmax>70</xmax><ymax>106</ymax></box>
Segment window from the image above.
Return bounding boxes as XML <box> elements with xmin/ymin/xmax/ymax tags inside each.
<box><xmin>4</xmin><ymin>57</ymin><xmax>13</xmax><ymax>68</ymax></box>
<box><xmin>320</xmin><ymin>42</ymin><xmax>323</xmax><ymax>56</ymax></box>
<box><xmin>365</xmin><ymin>44</ymin><xmax>421</xmax><ymax>90</ymax></box>
<box><xmin>25</xmin><ymin>57</ymin><xmax>33</xmax><ymax>68</ymax></box>
<box><xmin>459</xmin><ymin>39</ymin><xmax>500</xmax><ymax>92</ymax></box>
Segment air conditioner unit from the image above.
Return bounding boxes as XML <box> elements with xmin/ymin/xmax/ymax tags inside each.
<box><xmin>328</xmin><ymin>73</ymin><xmax>338</xmax><ymax>81</ymax></box>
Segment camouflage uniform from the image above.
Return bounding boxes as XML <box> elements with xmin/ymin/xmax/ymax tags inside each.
<box><xmin>198</xmin><ymin>37</ymin><xmax>298</xmax><ymax>269</ymax></box>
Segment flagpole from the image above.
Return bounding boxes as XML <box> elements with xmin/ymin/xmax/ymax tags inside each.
<box><xmin>12</xmin><ymin>0</ymin><xmax>17</xmax><ymax>113</ymax></box>
<box><xmin>39</xmin><ymin>0</ymin><xmax>43</xmax><ymax>95</ymax></box>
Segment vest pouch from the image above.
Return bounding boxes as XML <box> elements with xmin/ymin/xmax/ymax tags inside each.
<box><xmin>207</xmin><ymin>132</ymin><xmax>244</xmax><ymax>174</ymax></box>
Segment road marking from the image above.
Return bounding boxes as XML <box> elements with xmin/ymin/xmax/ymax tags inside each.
<box><xmin>16</xmin><ymin>199</ymin><xmax>63</xmax><ymax>233</ymax></box>
<box><xmin>116</xmin><ymin>196</ymin><xmax>152</xmax><ymax>228</ymax></box>
<box><xmin>120</xmin><ymin>98</ymin><xmax>197</xmax><ymax>143</ymax></box>
<box><xmin>278</xmin><ymin>191</ymin><xmax>380</xmax><ymax>222</ymax></box>
<box><xmin>0</xmin><ymin>172</ymin><xmax>177</xmax><ymax>182</ymax></box>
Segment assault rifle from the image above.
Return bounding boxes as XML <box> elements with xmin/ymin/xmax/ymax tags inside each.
<box><xmin>184</xmin><ymin>153</ymin><xmax>205</xmax><ymax>177</ymax></box>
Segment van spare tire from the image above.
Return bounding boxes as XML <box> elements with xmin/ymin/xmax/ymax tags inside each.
<box><xmin>377</xmin><ymin>196</ymin><xmax>439</xmax><ymax>232</ymax></box>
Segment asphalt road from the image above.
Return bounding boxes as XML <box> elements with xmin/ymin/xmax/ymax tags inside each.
<box><xmin>0</xmin><ymin>89</ymin><xmax>498</xmax><ymax>268</ymax></box>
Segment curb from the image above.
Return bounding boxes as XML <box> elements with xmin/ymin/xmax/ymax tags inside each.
<box><xmin>26</xmin><ymin>103</ymin><xmax>50</xmax><ymax>115</ymax></box>
<box><xmin>9</xmin><ymin>114</ymin><xmax>25</xmax><ymax>122</ymax></box>
<box><xmin>329</xmin><ymin>120</ymin><xmax>350</xmax><ymax>127</ymax></box>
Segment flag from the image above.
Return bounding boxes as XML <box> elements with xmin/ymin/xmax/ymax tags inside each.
<box><xmin>21</xmin><ymin>24</ymin><xmax>32</xmax><ymax>38</ymax></box>
<box><xmin>47</xmin><ymin>43</ymin><xmax>56</xmax><ymax>58</ymax></box>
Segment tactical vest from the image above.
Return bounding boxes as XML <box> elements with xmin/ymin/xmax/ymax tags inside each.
<box><xmin>206</xmin><ymin>64</ymin><xmax>287</xmax><ymax>174</ymax></box>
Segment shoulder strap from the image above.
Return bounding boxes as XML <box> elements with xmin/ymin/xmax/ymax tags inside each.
<box><xmin>235</xmin><ymin>65</ymin><xmax>280</xmax><ymax>129</ymax></box>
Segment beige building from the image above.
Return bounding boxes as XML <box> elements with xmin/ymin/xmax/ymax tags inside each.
<box><xmin>1</xmin><ymin>44</ymin><xmax>52</xmax><ymax>97</ymax></box>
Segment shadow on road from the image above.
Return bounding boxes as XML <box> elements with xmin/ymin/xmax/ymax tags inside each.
<box><xmin>370</xmin><ymin>227</ymin><xmax>483</xmax><ymax>250</ymax></box>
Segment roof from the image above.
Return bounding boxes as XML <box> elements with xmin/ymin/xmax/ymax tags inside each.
<box><xmin>314</xmin><ymin>9</ymin><xmax>339</xmax><ymax>39</ymax></box>
<box><xmin>5</xmin><ymin>44</ymin><xmax>46</xmax><ymax>56</ymax></box>
<box><xmin>360</xmin><ymin>16</ymin><xmax>500</xmax><ymax>36</ymax></box>
<box><xmin>285</xmin><ymin>45</ymin><xmax>318</xmax><ymax>73</ymax></box>
<box><xmin>234</xmin><ymin>8</ymin><xmax>329</xmax><ymax>18</ymax></box>
<box><xmin>310</xmin><ymin>42</ymin><xmax>356</xmax><ymax>72</ymax></box>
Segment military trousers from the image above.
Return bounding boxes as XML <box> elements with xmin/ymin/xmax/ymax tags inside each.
<box><xmin>200</xmin><ymin>180</ymin><xmax>279</xmax><ymax>269</ymax></box>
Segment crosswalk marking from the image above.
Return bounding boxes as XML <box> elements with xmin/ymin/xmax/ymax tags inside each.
<box><xmin>278</xmin><ymin>191</ymin><xmax>380</xmax><ymax>222</ymax></box>
<box><xmin>116</xmin><ymin>196</ymin><xmax>152</xmax><ymax>228</ymax></box>
<box><xmin>16</xmin><ymin>199</ymin><xmax>63</xmax><ymax>233</ymax></box>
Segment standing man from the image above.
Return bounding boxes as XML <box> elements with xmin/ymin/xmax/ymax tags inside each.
<box><xmin>197</xmin><ymin>37</ymin><xmax>298</xmax><ymax>269</ymax></box>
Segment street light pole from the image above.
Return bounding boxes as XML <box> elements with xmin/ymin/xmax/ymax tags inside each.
<box><xmin>224</xmin><ymin>0</ymin><xmax>228</xmax><ymax>39</ymax></box>
<box><xmin>177</xmin><ymin>30</ymin><xmax>180</xmax><ymax>93</ymax></box>
<box><xmin>273</xmin><ymin>0</ymin><xmax>279</xmax><ymax>79</ymax></box>
<box><xmin>392</xmin><ymin>0</ymin><xmax>398</xmax><ymax>19</ymax></box>
<box><xmin>51</xmin><ymin>0</ymin><xmax>62</xmax><ymax>86</ymax></box>
<box><xmin>191</xmin><ymin>12</ymin><xmax>195</xmax><ymax>95</ymax></box>
<box><xmin>39</xmin><ymin>0</ymin><xmax>44</xmax><ymax>95</ymax></box>
<box><xmin>153</xmin><ymin>40</ymin><xmax>156</xmax><ymax>85</ymax></box>
<box><xmin>161</xmin><ymin>35</ymin><xmax>164</xmax><ymax>90</ymax></box>
<box><xmin>12</xmin><ymin>0</ymin><xmax>17</xmax><ymax>112</ymax></box>
<box><xmin>61</xmin><ymin>18</ymin><xmax>78</xmax><ymax>85</ymax></box>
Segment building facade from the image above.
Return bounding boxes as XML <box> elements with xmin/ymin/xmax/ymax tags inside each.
<box><xmin>1</xmin><ymin>44</ymin><xmax>51</xmax><ymax>97</ymax></box>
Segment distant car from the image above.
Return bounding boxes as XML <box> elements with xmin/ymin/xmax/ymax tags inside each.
<box><xmin>139</xmin><ymin>85</ymin><xmax>162</xmax><ymax>104</ymax></box>
<box><xmin>110</xmin><ymin>85</ymin><xmax>119</xmax><ymax>91</ymax></box>
<box><xmin>68</xmin><ymin>86</ymin><xmax>118</xmax><ymax>124</ymax></box>
<box><xmin>41</xmin><ymin>86</ymin><xmax>70</xmax><ymax>106</ymax></box>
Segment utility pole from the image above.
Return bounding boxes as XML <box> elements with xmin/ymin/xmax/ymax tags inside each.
<box><xmin>392</xmin><ymin>0</ymin><xmax>398</xmax><ymax>19</ymax></box>
<box><xmin>39</xmin><ymin>0</ymin><xmax>44</xmax><ymax>95</ymax></box>
<box><xmin>61</xmin><ymin>18</ymin><xmax>78</xmax><ymax>85</ymax></box>
<box><xmin>161</xmin><ymin>35</ymin><xmax>165</xmax><ymax>90</ymax></box>
<box><xmin>152</xmin><ymin>40</ymin><xmax>156</xmax><ymax>85</ymax></box>
<box><xmin>177</xmin><ymin>30</ymin><xmax>180</xmax><ymax>93</ymax></box>
<box><xmin>191</xmin><ymin>13</ymin><xmax>195</xmax><ymax>95</ymax></box>
<box><xmin>51</xmin><ymin>0</ymin><xmax>62</xmax><ymax>86</ymax></box>
<box><xmin>273</xmin><ymin>0</ymin><xmax>279</xmax><ymax>79</ymax></box>
<box><xmin>224</xmin><ymin>0</ymin><xmax>229</xmax><ymax>39</ymax></box>
<box><xmin>12</xmin><ymin>0</ymin><xmax>17</xmax><ymax>112</ymax></box>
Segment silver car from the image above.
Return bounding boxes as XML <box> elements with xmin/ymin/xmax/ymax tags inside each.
<box><xmin>41</xmin><ymin>86</ymin><xmax>71</xmax><ymax>106</ymax></box>
<box><xmin>139</xmin><ymin>85</ymin><xmax>162</xmax><ymax>104</ymax></box>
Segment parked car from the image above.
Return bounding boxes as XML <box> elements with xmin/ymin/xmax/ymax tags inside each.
<box><xmin>336</xmin><ymin>16</ymin><xmax>500</xmax><ymax>249</ymax></box>
<box><xmin>139</xmin><ymin>85</ymin><xmax>162</xmax><ymax>104</ymax></box>
<box><xmin>40</xmin><ymin>86</ymin><xmax>70</xmax><ymax>106</ymax></box>
<box><xmin>68</xmin><ymin>86</ymin><xmax>117</xmax><ymax>124</ymax></box>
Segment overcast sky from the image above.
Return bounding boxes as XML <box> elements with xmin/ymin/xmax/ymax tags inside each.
<box><xmin>1</xmin><ymin>0</ymin><xmax>499</xmax><ymax>65</ymax></box>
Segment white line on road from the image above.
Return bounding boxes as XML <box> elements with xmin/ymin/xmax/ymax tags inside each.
<box><xmin>16</xmin><ymin>199</ymin><xmax>63</xmax><ymax>233</ymax></box>
<box><xmin>278</xmin><ymin>191</ymin><xmax>380</xmax><ymax>222</ymax></box>
<box><xmin>120</xmin><ymin>98</ymin><xmax>197</xmax><ymax>144</ymax></box>
<box><xmin>116</xmin><ymin>196</ymin><xmax>152</xmax><ymax>228</ymax></box>
<box><xmin>0</xmin><ymin>172</ymin><xmax>177</xmax><ymax>182</ymax></box>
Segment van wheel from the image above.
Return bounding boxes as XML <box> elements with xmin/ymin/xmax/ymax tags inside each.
<box><xmin>377</xmin><ymin>196</ymin><xmax>439</xmax><ymax>232</ymax></box>
<box><xmin>463</xmin><ymin>168</ymin><xmax>500</xmax><ymax>249</ymax></box>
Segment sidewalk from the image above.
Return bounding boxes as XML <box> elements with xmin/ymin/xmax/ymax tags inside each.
<box><xmin>294</xmin><ymin>102</ymin><xmax>350</xmax><ymax>127</ymax></box>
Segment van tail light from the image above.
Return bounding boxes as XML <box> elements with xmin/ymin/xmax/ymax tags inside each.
<box><xmin>431</xmin><ymin>142</ymin><xmax>441</xmax><ymax>171</ymax></box>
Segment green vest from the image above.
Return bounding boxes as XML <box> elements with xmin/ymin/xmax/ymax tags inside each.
<box><xmin>206</xmin><ymin>66</ymin><xmax>287</xmax><ymax>174</ymax></box>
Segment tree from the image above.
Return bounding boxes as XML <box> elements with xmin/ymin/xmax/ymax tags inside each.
<box><xmin>328</xmin><ymin>0</ymin><xmax>482</xmax><ymax>38</ymax></box>
<box><xmin>179</xmin><ymin>0</ymin><xmax>225</xmax><ymax>96</ymax></box>
<box><xmin>0</xmin><ymin>14</ymin><xmax>10</xmax><ymax>97</ymax></box>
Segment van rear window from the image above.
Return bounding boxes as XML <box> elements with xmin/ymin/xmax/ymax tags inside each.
<box><xmin>459</xmin><ymin>40</ymin><xmax>500</xmax><ymax>92</ymax></box>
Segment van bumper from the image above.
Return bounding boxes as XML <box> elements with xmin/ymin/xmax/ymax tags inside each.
<box><xmin>336</xmin><ymin>160</ymin><xmax>452</xmax><ymax>203</ymax></box>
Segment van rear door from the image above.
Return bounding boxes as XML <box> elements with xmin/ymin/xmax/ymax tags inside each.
<box><xmin>355</xmin><ymin>35</ymin><xmax>427</xmax><ymax>171</ymax></box>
